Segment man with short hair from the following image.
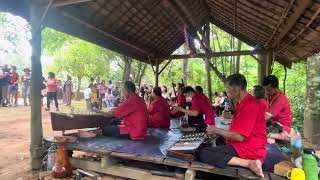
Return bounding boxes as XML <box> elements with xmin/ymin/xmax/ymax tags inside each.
<box><xmin>147</xmin><ymin>87</ymin><xmax>170</xmax><ymax>128</ymax></box>
<box><xmin>263</xmin><ymin>75</ymin><xmax>292</xmax><ymax>141</ymax></box>
<box><xmin>99</xmin><ymin>81</ymin><xmax>149</xmax><ymax>140</ymax></box>
<box><xmin>200</xmin><ymin>74</ymin><xmax>267</xmax><ymax>178</ymax></box>
<box><xmin>172</xmin><ymin>86</ymin><xmax>215</xmax><ymax>131</ymax></box>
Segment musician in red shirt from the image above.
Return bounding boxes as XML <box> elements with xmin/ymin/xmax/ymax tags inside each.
<box><xmin>9</xmin><ymin>66</ymin><xmax>19</xmax><ymax>106</ymax></box>
<box><xmin>99</xmin><ymin>81</ymin><xmax>149</xmax><ymax>140</ymax></box>
<box><xmin>172</xmin><ymin>86</ymin><xmax>215</xmax><ymax>131</ymax></box>
<box><xmin>148</xmin><ymin>87</ymin><xmax>170</xmax><ymax>128</ymax></box>
<box><xmin>263</xmin><ymin>75</ymin><xmax>292</xmax><ymax>142</ymax></box>
<box><xmin>170</xmin><ymin>83</ymin><xmax>186</xmax><ymax>117</ymax></box>
<box><xmin>200</xmin><ymin>74</ymin><xmax>267</xmax><ymax>178</ymax></box>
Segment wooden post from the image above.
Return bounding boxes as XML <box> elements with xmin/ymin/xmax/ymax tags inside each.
<box><xmin>205</xmin><ymin>58</ymin><xmax>212</xmax><ymax>103</ymax></box>
<box><xmin>203</xmin><ymin>23</ymin><xmax>213</xmax><ymax>103</ymax></box>
<box><xmin>266</xmin><ymin>50</ymin><xmax>273</xmax><ymax>76</ymax></box>
<box><xmin>257</xmin><ymin>53</ymin><xmax>267</xmax><ymax>85</ymax></box>
<box><xmin>155</xmin><ymin>60</ymin><xmax>159</xmax><ymax>87</ymax></box>
<box><xmin>304</xmin><ymin>56</ymin><xmax>320</xmax><ymax>145</ymax></box>
<box><xmin>30</xmin><ymin>1</ymin><xmax>44</xmax><ymax>170</ymax></box>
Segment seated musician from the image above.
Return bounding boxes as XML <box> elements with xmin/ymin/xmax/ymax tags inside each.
<box><xmin>97</xmin><ymin>81</ymin><xmax>149</xmax><ymax>140</ymax></box>
<box><xmin>170</xmin><ymin>83</ymin><xmax>186</xmax><ymax>117</ymax></box>
<box><xmin>263</xmin><ymin>75</ymin><xmax>292</xmax><ymax>142</ymax></box>
<box><xmin>147</xmin><ymin>87</ymin><xmax>170</xmax><ymax>128</ymax></box>
<box><xmin>172</xmin><ymin>86</ymin><xmax>214</xmax><ymax>131</ymax></box>
<box><xmin>253</xmin><ymin>85</ymin><xmax>267</xmax><ymax>109</ymax></box>
<box><xmin>200</xmin><ymin>74</ymin><xmax>266</xmax><ymax>178</ymax></box>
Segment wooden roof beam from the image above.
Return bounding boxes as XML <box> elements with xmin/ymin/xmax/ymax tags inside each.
<box><xmin>162</xmin><ymin>0</ymin><xmax>209</xmax><ymax>53</ymax></box>
<box><xmin>157</xmin><ymin>50</ymin><xmax>266</xmax><ymax>60</ymax></box>
<box><xmin>271</xmin><ymin>0</ymin><xmax>312</xmax><ymax>48</ymax></box>
<box><xmin>264</xmin><ymin>0</ymin><xmax>295</xmax><ymax>47</ymax></box>
<box><xmin>52</xmin><ymin>0</ymin><xmax>93</xmax><ymax>7</ymax></box>
<box><xmin>278</xmin><ymin>7</ymin><xmax>320</xmax><ymax>54</ymax></box>
<box><xmin>59</xmin><ymin>10</ymin><xmax>153</xmax><ymax>58</ymax></box>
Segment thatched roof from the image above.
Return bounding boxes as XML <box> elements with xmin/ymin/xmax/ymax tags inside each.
<box><xmin>1</xmin><ymin>0</ymin><xmax>320</xmax><ymax>66</ymax></box>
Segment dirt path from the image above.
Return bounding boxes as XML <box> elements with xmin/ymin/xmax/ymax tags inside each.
<box><xmin>0</xmin><ymin>102</ymin><xmax>70</xmax><ymax>180</ymax></box>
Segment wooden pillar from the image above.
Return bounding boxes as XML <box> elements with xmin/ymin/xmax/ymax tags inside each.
<box><xmin>205</xmin><ymin>58</ymin><xmax>212</xmax><ymax>103</ymax></box>
<box><xmin>303</xmin><ymin>56</ymin><xmax>320</xmax><ymax>145</ymax></box>
<box><xmin>203</xmin><ymin>23</ymin><xmax>212</xmax><ymax>103</ymax></box>
<box><xmin>155</xmin><ymin>60</ymin><xmax>159</xmax><ymax>87</ymax></box>
<box><xmin>257</xmin><ymin>53</ymin><xmax>267</xmax><ymax>85</ymax></box>
<box><xmin>30</xmin><ymin>1</ymin><xmax>44</xmax><ymax>170</ymax></box>
<box><xmin>266</xmin><ymin>50</ymin><xmax>273</xmax><ymax>76</ymax></box>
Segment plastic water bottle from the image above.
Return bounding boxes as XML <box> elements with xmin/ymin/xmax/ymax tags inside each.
<box><xmin>290</xmin><ymin>129</ymin><xmax>303</xmax><ymax>163</ymax></box>
<box><xmin>47</xmin><ymin>143</ymin><xmax>57</xmax><ymax>171</ymax></box>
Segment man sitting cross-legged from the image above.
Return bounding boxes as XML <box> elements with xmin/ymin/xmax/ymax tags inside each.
<box><xmin>199</xmin><ymin>74</ymin><xmax>267</xmax><ymax>177</ymax></box>
<box><xmin>81</xmin><ymin>81</ymin><xmax>149</xmax><ymax>140</ymax></box>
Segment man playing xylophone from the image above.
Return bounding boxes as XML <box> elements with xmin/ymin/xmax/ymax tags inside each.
<box><xmin>172</xmin><ymin>86</ymin><xmax>215</xmax><ymax>132</ymax></box>
<box><xmin>83</xmin><ymin>81</ymin><xmax>149</xmax><ymax>140</ymax></box>
<box><xmin>199</xmin><ymin>74</ymin><xmax>267</xmax><ymax>178</ymax></box>
<box><xmin>263</xmin><ymin>75</ymin><xmax>292</xmax><ymax>142</ymax></box>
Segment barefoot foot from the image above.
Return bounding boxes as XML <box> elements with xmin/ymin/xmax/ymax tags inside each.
<box><xmin>248</xmin><ymin>160</ymin><xmax>264</xmax><ymax>178</ymax></box>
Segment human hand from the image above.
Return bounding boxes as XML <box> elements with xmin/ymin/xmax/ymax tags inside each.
<box><xmin>172</xmin><ymin>105</ymin><xmax>182</xmax><ymax>112</ymax></box>
<box><xmin>207</xmin><ymin>126</ymin><xmax>218</xmax><ymax>136</ymax></box>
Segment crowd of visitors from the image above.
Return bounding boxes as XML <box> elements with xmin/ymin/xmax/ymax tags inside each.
<box><xmin>84</xmin><ymin>79</ymin><xmax>120</xmax><ymax>111</ymax></box>
<box><xmin>0</xmin><ymin>65</ymin><xmax>74</xmax><ymax>110</ymax></box>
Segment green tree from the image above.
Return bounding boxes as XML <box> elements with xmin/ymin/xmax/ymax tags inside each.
<box><xmin>50</xmin><ymin>39</ymin><xmax>112</xmax><ymax>99</ymax></box>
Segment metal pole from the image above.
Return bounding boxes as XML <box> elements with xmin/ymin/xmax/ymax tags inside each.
<box><xmin>30</xmin><ymin>1</ymin><xmax>44</xmax><ymax>170</ymax></box>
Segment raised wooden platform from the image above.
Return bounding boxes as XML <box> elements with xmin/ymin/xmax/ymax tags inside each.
<box><xmin>69</xmin><ymin>148</ymin><xmax>286</xmax><ymax>180</ymax></box>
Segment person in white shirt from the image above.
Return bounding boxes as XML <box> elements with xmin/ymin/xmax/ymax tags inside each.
<box><xmin>84</xmin><ymin>84</ymin><xmax>92</xmax><ymax>111</ymax></box>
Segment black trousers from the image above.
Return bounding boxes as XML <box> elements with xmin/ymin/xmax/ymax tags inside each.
<box><xmin>199</xmin><ymin>144</ymin><xmax>238</xmax><ymax>168</ymax></box>
<box><xmin>47</xmin><ymin>92</ymin><xmax>58</xmax><ymax>109</ymax></box>
<box><xmin>100</xmin><ymin>119</ymin><xmax>130</xmax><ymax>139</ymax></box>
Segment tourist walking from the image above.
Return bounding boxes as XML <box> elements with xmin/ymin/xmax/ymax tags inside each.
<box><xmin>21</xmin><ymin>68</ymin><xmax>31</xmax><ymax>106</ymax></box>
<box><xmin>45</xmin><ymin>72</ymin><xmax>59</xmax><ymax>111</ymax></box>
<box><xmin>9</xmin><ymin>66</ymin><xmax>19</xmax><ymax>106</ymax></box>
<box><xmin>63</xmin><ymin>75</ymin><xmax>73</xmax><ymax>106</ymax></box>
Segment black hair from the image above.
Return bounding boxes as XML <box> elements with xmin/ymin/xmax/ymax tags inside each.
<box><xmin>109</xmin><ymin>80</ymin><xmax>112</xmax><ymax>84</ymax></box>
<box><xmin>253</xmin><ymin>85</ymin><xmax>265</xmax><ymax>99</ymax></box>
<box><xmin>163</xmin><ymin>85</ymin><xmax>167</xmax><ymax>93</ymax></box>
<box><xmin>213</xmin><ymin>92</ymin><xmax>218</xmax><ymax>96</ymax></box>
<box><xmin>90</xmin><ymin>77</ymin><xmax>94</xmax><ymax>82</ymax></box>
<box><xmin>124</xmin><ymin>81</ymin><xmax>136</xmax><ymax>93</ymax></box>
<box><xmin>178</xmin><ymin>83</ymin><xmax>184</xmax><ymax>90</ymax></box>
<box><xmin>195</xmin><ymin>86</ymin><xmax>203</xmax><ymax>93</ymax></box>
<box><xmin>223</xmin><ymin>91</ymin><xmax>228</xmax><ymax>97</ymax></box>
<box><xmin>182</xmin><ymin>86</ymin><xmax>195</xmax><ymax>94</ymax></box>
<box><xmin>153</xmin><ymin>87</ymin><xmax>162</xmax><ymax>96</ymax></box>
<box><xmin>262</xmin><ymin>75</ymin><xmax>279</xmax><ymax>88</ymax></box>
<box><xmin>225</xmin><ymin>74</ymin><xmax>247</xmax><ymax>90</ymax></box>
<box><xmin>48</xmin><ymin>72</ymin><xmax>55</xmax><ymax>78</ymax></box>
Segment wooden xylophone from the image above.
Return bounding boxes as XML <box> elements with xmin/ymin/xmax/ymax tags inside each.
<box><xmin>50</xmin><ymin>111</ymin><xmax>112</xmax><ymax>131</ymax></box>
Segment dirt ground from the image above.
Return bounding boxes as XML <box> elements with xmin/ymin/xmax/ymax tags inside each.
<box><xmin>0</xmin><ymin>99</ymin><xmax>319</xmax><ymax>180</ymax></box>
<box><xmin>0</xmin><ymin>99</ymin><xmax>82</xmax><ymax>180</ymax></box>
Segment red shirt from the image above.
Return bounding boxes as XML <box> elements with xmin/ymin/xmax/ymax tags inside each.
<box><xmin>191</xmin><ymin>94</ymin><xmax>215</xmax><ymax>125</ymax></box>
<box><xmin>257</xmin><ymin>99</ymin><xmax>267</xmax><ymax>112</ymax></box>
<box><xmin>226</xmin><ymin>94</ymin><xmax>267</xmax><ymax>162</ymax></box>
<box><xmin>10</xmin><ymin>72</ymin><xmax>19</xmax><ymax>85</ymax></box>
<box><xmin>148</xmin><ymin>96</ymin><xmax>170</xmax><ymax>128</ymax></box>
<box><xmin>113</xmin><ymin>94</ymin><xmax>149</xmax><ymax>140</ymax></box>
<box><xmin>172</xmin><ymin>91</ymin><xmax>187</xmax><ymax>117</ymax></box>
<box><xmin>47</xmin><ymin>78</ymin><xmax>58</xmax><ymax>92</ymax></box>
<box><xmin>267</xmin><ymin>90</ymin><xmax>292</xmax><ymax>133</ymax></box>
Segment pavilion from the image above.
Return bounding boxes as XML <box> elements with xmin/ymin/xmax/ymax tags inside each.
<box><xmin>1</xmin><ymin>0</ymin><xmax>319</xmax><ymax>173</ymax></box>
